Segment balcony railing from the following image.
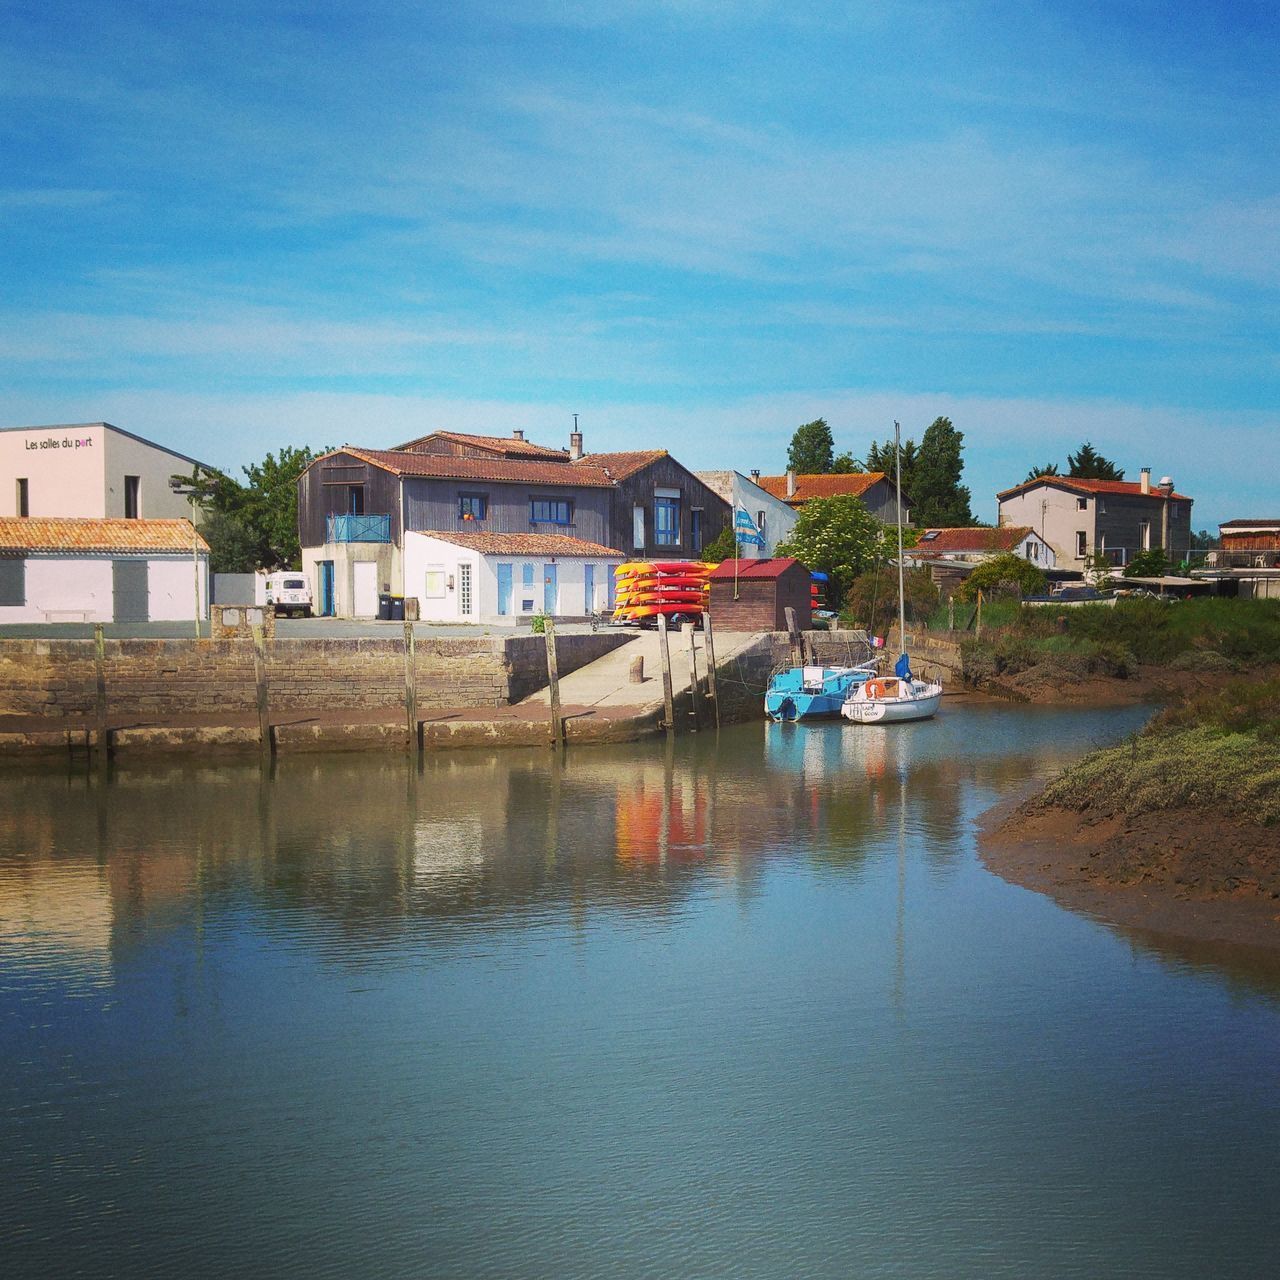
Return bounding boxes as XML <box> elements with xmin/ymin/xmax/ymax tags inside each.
<box><xmin>327</xmin><ymin>513</ymin><xmax>391</xmax><ymax>543</ymax></box>
<box><xmin>1190</xmin><ymin>547</ymin><xmax>1280</xmax><ymax>570</ymax></box>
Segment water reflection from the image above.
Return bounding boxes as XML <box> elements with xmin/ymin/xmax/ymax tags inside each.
<box><xmin>1</xmin><ymin>704</ymin><xmax>1157</xmax><ymax>981</ymax></box>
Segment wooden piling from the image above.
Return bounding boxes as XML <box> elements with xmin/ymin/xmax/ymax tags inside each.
<box><xmin>784</xmin><ymin>606</ymin><xmax>802</xmax><ymax>667</ymax></box>
<box><xmin>403</xmin><ymin>619</ymin><xmax>418</xmax><ymax>749</ymax></box>
<box><xmin>251</xmin><ymin>624</ymin><xmax>273</xmax><ymax>754</ymax></box>
<box><xmin>93</xmin><ymin>623</ymin><xmax>109</xmax><ymax>763</ymax></box>
<box><xmin>685</xmin><ymin>623</ymin><xmax>701</xmax><ymax>730</ymax></box>
<box><xmin>703</xmin><ymin>611</ymin><xmax>720</xmax><ymax>729</ymax></box>
<box><xmin>544</xmin><ymin>617</ymin><xmax>564</xmax><ymax>748</ymax></box>
<box><xmin>975</xmin><ymin>589</ymin><xmax>984</xmax><ymax>641</ymax></box>
<box><xmin>656</xmin><ymin>613</ymin><xmax>676</xmax><ymax>733</ymax></box>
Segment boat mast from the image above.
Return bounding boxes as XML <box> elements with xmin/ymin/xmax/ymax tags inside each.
<box><xmin>894</xmin><ymin>420</ymin><xmax>906</xmax><ymax>646</ymax></box>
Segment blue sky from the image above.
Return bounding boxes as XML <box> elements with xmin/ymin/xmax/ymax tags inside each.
<box><xmin>2</xmin><ymin>0</ymin><xmax>1276</xmax><ymax>525</ymax></box>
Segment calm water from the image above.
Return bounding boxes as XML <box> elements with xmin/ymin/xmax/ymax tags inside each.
<box><xmin>3</xmin><ymin>704</ymin><xmax>1280</xmax><ymax>1279</ymax></box>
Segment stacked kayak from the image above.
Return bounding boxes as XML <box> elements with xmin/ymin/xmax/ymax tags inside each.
<box><xmin>613</xmin><ymin>561</ymin><xmax>714</xmax><ymax>624</ymax></box>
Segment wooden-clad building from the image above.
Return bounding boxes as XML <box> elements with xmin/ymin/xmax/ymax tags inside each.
<box><xmin>707</xmin><ymin>558</ymin><xmax>812</xmax><ymax>631</ymax></box>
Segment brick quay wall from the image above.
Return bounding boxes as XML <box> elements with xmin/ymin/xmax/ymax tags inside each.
<box><xmin>0</xmin><ymin>633</ymin><xmax>630</xmax><ymax>722</ymax></box>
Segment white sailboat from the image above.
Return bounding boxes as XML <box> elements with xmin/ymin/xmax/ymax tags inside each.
<box><xmin>842</xmin><ymin>421</ymin><xmax>943</xmax><ymax>725</ymax></box>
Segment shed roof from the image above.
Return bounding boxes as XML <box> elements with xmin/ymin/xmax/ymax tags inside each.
<box><xmin>913</xmin><ymin>526</ymin><xmax>1035</xmax><ymax>553</ymax></box>
<box><xmin>755</xmin><ymin>472</ymin><xmax>893</xmax><ymax>505</ymax></box>
<box><xmin>0</xmin><ymin>518</ymin><xmax>208</xmax><ymax>553</ymax></box>
<box><xmin>415</xmin><ymin>531</ymin><xmax>623</xmax><ymax>557</ymax></box>
<box><xmin>707</xmin><ymin>557</ymin><xmax>804</xmax><ymax>581</ymax></box>
<box><xmin>333</xmin><ymin>447</ymin><xmax>615</xmax><ymax>487</ymax></box>
<box><xmin>1219</xmin><ymin>519</ymin><xmax>1280</xmax><ymax>530</ymax></box>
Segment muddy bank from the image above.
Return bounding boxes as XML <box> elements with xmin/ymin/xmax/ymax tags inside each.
<box><xmin>982</xmin><ymin>799</ymin><xmax>1280</xmax><ymax>952</ymax></box>
<box><xmin>982</xmin><ymin>661</ymin><xmax>1280</xmax><ymax>706</ymax></box>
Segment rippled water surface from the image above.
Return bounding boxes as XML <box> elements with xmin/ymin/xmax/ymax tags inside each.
<box><xmin>4</xmin><ymin>704</ymin><xmax>1280</xmax><ymax>1278</ymax></box>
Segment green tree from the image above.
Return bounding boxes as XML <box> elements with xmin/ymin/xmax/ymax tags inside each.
<box><xmin>1024</xmin><ymin>462</ymin><xmax>1060</xmax><ymax>482</ymax></box>
<box><xmin>830</xmin><ymin>450</ymin><xmax>858</xmax><ymax>474</ymax></box>
<box><xmin>701</xmin><ymin>524</ymin><xmax>739</xmax><ymax>562</ymax></box>
<box><xmin>1067</xmin><ymin>442</ymin><xmax>1124</xmax><ymax>480</ymax></box>
<box><xmin>775</xmin><ymin>494</ymin><xmax>894</xmax><ymax>606</ymax></box>
<box><xmin>864</xmin><ymin>436</ymin><xmax>919</xmax><ymax>498</ymax></box>
<box><xmin>841</xmin><ymin>567</ymin><xmax>939</xmax><ymax>632</ymax></box>
<box><xmin>910</xmin><ymin>417</ymin><xmax>973</xmax><ymax>526</ymax></box>
<box><xmin>175</xmin><ymin>444</ymin><xmax>325</xmax><ymax>572</ymax></box>
<box><xmin>953</xmin><ymin>553</ymin><xmax>1046</xmax><ymax>601</ymax></box>
<box><xmin>786</xmin><ymin>418</ymin><xmax>835</xmax><ymax>474</ymax></box>
<box><xmin>1123</xmin><ymin>548</ymin><xmax>1170</xmax><ymax>578</ymax></box>
<box><xmin>1082</xmin><ymin>550</ymin><xmax>1113</xmax><ymax>587</ymax></box>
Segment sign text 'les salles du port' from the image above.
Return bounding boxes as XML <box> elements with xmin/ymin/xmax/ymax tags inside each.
<box><xmin>26</xmin><ymin>435</ymin><xmax>94</xmax><ymax>452</ymax></box>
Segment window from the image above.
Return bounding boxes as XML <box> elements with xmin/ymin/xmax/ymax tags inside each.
<box><xmin>0</xmin><ymin>558</ymin><xmax>24</xmax><ymax>606</ymax></box>
<box><xmin>1076</xmin><ymin>496</ymin><xmax>1088</xmax><ymax>511</ymax></box>
<box><xmin>458</xmin><ymin>493</ymin><xmax>488</xmax><ymax>521</ymax></box>
<box><xmin>1140</xmin><ymin>520</ymin><xmax>1152</xmax><ymax>551</ymax></box>
<box><xmin>521</xmin><ymin>562</ymin><xmax>536</xmax><ymax>611</ymax></box>
<box><xmin>424</xmin><ymin>567</ymin><xmax>447</xmax><ymax>599</ymax></box>
<box><xmin>920</xmin><ymin>530</ymin><xmax>939</xmax><ymax>542</ymax></box>
<box><xmin>124</xmin><ymin>475</ymin><xmax>140</xmax><ymax>519</ymax></box>
<box><xmin>1099</xmin><ymin>498</ymin><xmax>1107</xmax><ymax>514</ymax></box>
<box><xmin>347</xmin><ymin>485</ymin><xmax>365</xmax><ymax>515</ymax></box>
<box><xmin>16</xmin><ymin>478</ymin><xmax>28</xmax><ymax>517</ymax></box>
<box><xmin>530</xmin><ymin>498</ymin><xmax>572</xmax><ymax>525</ymax></box>
<box><xmin>633</xmin><ymin>505</ymin><xmax>645</xmax><ymax>550</ymax></box>
<box><xmin>756</xmin><ymin>510</ymin><xmax>767</xmax><ymax>538</ymax></box>
<box><xmin>458</xmin><ymin>563</ymin><xmax>473</xmax><ymax>616</ymax></box>
<box><xmin>1075</xmin><ymin>531</ymin><xmax>1087</xmax><ymax>558</ymax></box>
<box><xmin>654</xmin><ymin>496</ymin><xmax>680</xmax><ymax>546</ymax></box>
<box><xmin>1025</xmin><ymin>541</ymin><xmax>1038</xmax><ymax>562</ymax></box>
<box><xmin>691</xmin><ymin>508</ymin><xmax>703</xmax><ymax>553</ymax></box>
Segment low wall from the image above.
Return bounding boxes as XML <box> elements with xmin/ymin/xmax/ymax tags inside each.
<box><xmin>0</xmin><ymin>632</ymin><xmax>629</xmax><ymax>722</ymax></box>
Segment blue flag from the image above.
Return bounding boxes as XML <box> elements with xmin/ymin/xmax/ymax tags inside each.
<box><xmin>894</xmin><ymin>652</ymin><xmax>912</xmax><ymax>681</ymax></box>
<box><xmin>733</xmin><ymin>507</ymin><xmax>765</xmax><ymax>547</ymax></box>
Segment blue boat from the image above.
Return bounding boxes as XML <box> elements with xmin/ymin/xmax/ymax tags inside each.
<box><xmin>764</xmin><ymin>664</ymin><xmax>875</xmax><ymax>721</ymax></box>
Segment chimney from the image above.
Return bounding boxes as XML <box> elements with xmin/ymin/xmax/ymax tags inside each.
<box><xmin>1158</xmin><ymin>475</ymin><xmax>1174</xmax><ymax>496</ymax></box>
<box><xmin>750</xmin><ymin>469</ymin><xmax>760</xmax><ymax>483</ymax></box>
<box><xmin>1140</xmin><ymin>466</ymin><xmax>1151</xmax><ymax>495</ymax></box>
<box><xmin>512</xmin><ymin>429</ymin><xmax>525</xmax><ymax>442</ymax></box>
<box><xmin>569</xmin><ymin>430</ymin><xmax>583</xmax><ymax>461</ymax></box>
<box><xmin>786</xmin><ymin>469</ymin><xmax>796</xmax><ymax>498</ymax></box>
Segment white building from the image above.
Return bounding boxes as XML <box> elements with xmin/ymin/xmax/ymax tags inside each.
<box><xmin>403</xmin><ymin>531</ymin><xmax>623</xmax><ymax>625</ymax></box>
<box><xmin>904</xmin><ymin>526</ymin><xmax>1057</xmax><ymax>568</ymax></box>
<box><xmin>0</xmin><ymin>422</ymin><xmax>209</xmax><ymax>522</ymax></box>
<box><xmin>695</xmin><ymin>470</ymin><xmax>798</xmax><ymax>557</ymax></box>
<box><xmin>0</xmin><ymin>518</ymin><xmax>209</xmax><ymax>624</ymax></box>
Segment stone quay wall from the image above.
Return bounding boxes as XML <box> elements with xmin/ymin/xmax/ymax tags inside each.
<box><xmin>0</xmin><ymin>632</ymin><xmax>629</xmax><ymax>722</ymax></box>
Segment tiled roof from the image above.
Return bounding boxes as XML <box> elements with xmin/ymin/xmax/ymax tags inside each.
<box><xmin>755</xmin><ymin>472</ymin><xmax>893</xmax><ymax>504</ymax></box>
<box><xmin>913</xmin><ymin>526</ymin><xmax>1035</xmax><ymax>553</ymax></box>
<box><xmin>997</xmin><ymin>476</ymin><xmax>1192</xmax><ymax>501</ymax></box>
<box><xmin>574</xmin><ymin>450</ymin><xmax>668</xmax><ymax>480</ymax></box>
<box><xmin>417</xmin><ymin>531</ymin><xmax>623</xmax><ymax>556</ymax></box>
<box><xmin>0</xmin><ymin>518</ymin><xmax>208</xmax><ymax>553</ymax></box>
<box><xmin>337</xmin><ymin>447</ymin><xmax>615</xmax><ymax>487</ymax></box>
<box><xmin>707</xmin><ymin>557</ymin><xmax>803</xmax><ymax>581</ymax></box>
<box><xmin>391</xmin><ymin>430</ymin><xmax>568</xmax><ymax>459</ymax></box>
<box><xmin>1219</xmin><ymin>518</ymin><xmax>1280</xmax><ymax>529</ymax></box>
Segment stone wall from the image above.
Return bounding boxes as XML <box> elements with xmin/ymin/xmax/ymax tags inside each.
<box><xmin>0</xmin><ymin>632</ymin><xmax>629</xmax><ymax>722</ymax></box>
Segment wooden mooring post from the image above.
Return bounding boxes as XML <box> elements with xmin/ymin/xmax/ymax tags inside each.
<box><xmin>784</xmin><ymin>606</ymin><xmax>803</xmax><ymax>667</ymax></box>
<box><xmin>685</xmin><ymin>623</ymin><xmax>701</xmax><ymax>730</ymax></box>
<box><xmin>656</xmin><ymin>613</ymin><xmax>676</xmax><ymax>733</ymax></box>
<box><xmin>93</xmin><ymin>623</ymin><xmax>110</xmax><ymax>764</ymax></box>
<box><xmin>544</xmin><ymin>618</ymin><xmax>564</xmax><ymax>749</ymax></box>
<box><xmin>702</xmin><ymin>610</ymin><xmax>720</xmax><ymax>730</ymax></box>
<box><xmin>403</xmin><ymin>620</ymin><xmax>418</xmax><ymax>750</ymax></box>
<box><xmin>251</xmin><ymin>624</ymin><xmax>273</xmax><ymax>755</ymax></box>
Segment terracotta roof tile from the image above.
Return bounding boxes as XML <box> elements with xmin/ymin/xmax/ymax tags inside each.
<box><xmin>390</xmin><ymin>430</ymin><xmax>568</xmax><ymax>459</ymax></box>
<box><xmin>755</xmin><ymin>472</ymin><xmax>892</xmax><ymax>504</ymax></box>
<box><xmin>416</xmin><ymin>531</ymin><xmax>623</xmax><ymax>556</ymax></box>
<box><xmin>913</xmin><ymin>526</ymin><xmax>1035</xmax><ymax>553</ymax></box>
<box><xmin>338</xmin><ymin>447</ymin><xmax>615</xmax><ymax>487</ymax></box>
<box><xmin>573</xmin><ymin>450</ymin><xmax>668</xmax><ymax>480</ymax></box>
<box><xmin>1219</xmin><ymin>518</ymin><xmax>1280</xmax><ymax>529</ymax></box>
<box><xmin>997</xmin><ymin>476</ymin><xmax>1192</xmax><ymax>501</ymax></box>
<box><xmin>0</xmin><ymin>518</ymin><xmax>208</xmax><ymax>553</ymax></box>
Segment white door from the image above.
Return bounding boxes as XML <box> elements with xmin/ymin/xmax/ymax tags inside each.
<box><xmin>353</xmin><ymin>561</ymin><xmax>379</xmax><ymax>617</ymax></box>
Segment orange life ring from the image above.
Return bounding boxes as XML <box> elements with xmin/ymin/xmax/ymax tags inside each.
<box><xmin>865</xmin><ymin>678</ymin><xmax>899</xmax><ymax>699</ymax></box>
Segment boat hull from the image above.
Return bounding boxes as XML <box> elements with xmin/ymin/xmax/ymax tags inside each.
<box><xmin>764</xmin><ymin>666</ymin><xmax>874</xmax><ymax>721</ymax></box>
<box><xmin>841</xmin><ymin>684</ymin><xmax>942</xmax><ymax>723</ymax></box>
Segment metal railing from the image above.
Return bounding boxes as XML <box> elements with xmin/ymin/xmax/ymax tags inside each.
<box><xmin>326</xmin><ymin>513</ymin><xmax>391</xmax><ymax>543</ymax></box>
<box><xmin>1189</xmin><ymin>547</ymin><xmax>1280</xmax><ymax>570</ymax></box>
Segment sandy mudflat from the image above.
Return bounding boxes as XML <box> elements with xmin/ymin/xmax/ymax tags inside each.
<box><xmin>981</xmin><ymin>798</ymin><xmax>1280</xmax><ymax>953</ymax></box>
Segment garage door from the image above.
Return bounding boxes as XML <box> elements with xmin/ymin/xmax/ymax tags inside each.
<box><xmin>113</xmin><ymin>560</ymin><xmax>149</xmax><ymax>623</ymax></box>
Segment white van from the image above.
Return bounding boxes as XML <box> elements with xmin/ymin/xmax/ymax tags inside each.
<box><xmin>264</xmin><ymin>572</ymin><xmax>313</xmax><ymax>617</ymax></box>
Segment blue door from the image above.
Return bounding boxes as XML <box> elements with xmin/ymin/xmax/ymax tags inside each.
<box><xmin>584</xmin><ymin>563</ymin><xmax>595</xmax><ymax>614</ymax></box>
<box><xmin>543</xmin><ymin>563</ymin><xmax>557</xmax><ymax>614</ymax></box>
<box><xmin>319</xmin><ymin>561</ymin><xmax>335</xmax><ymax>616</ymax></box>
<box><xmin>497</xmin><ymin>563</ymin><xmax>512</xmax><ymax>616</ymax></box>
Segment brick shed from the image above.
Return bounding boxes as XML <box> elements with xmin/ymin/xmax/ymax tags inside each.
<box><xmin>707</xmin><ymin>558</ymin><xmax>812</xmax><ymax>631</ymax></box>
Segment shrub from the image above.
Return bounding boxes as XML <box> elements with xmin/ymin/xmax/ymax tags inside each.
<box><xmin>841</xmin><ymin>568</ymin><xmax>939</xmax><ymax>632</ymax></box>
<box><xmin>953</xmin><ymin>553</ymin><xmax>1047</xmax><ymax>602</ymax></box>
